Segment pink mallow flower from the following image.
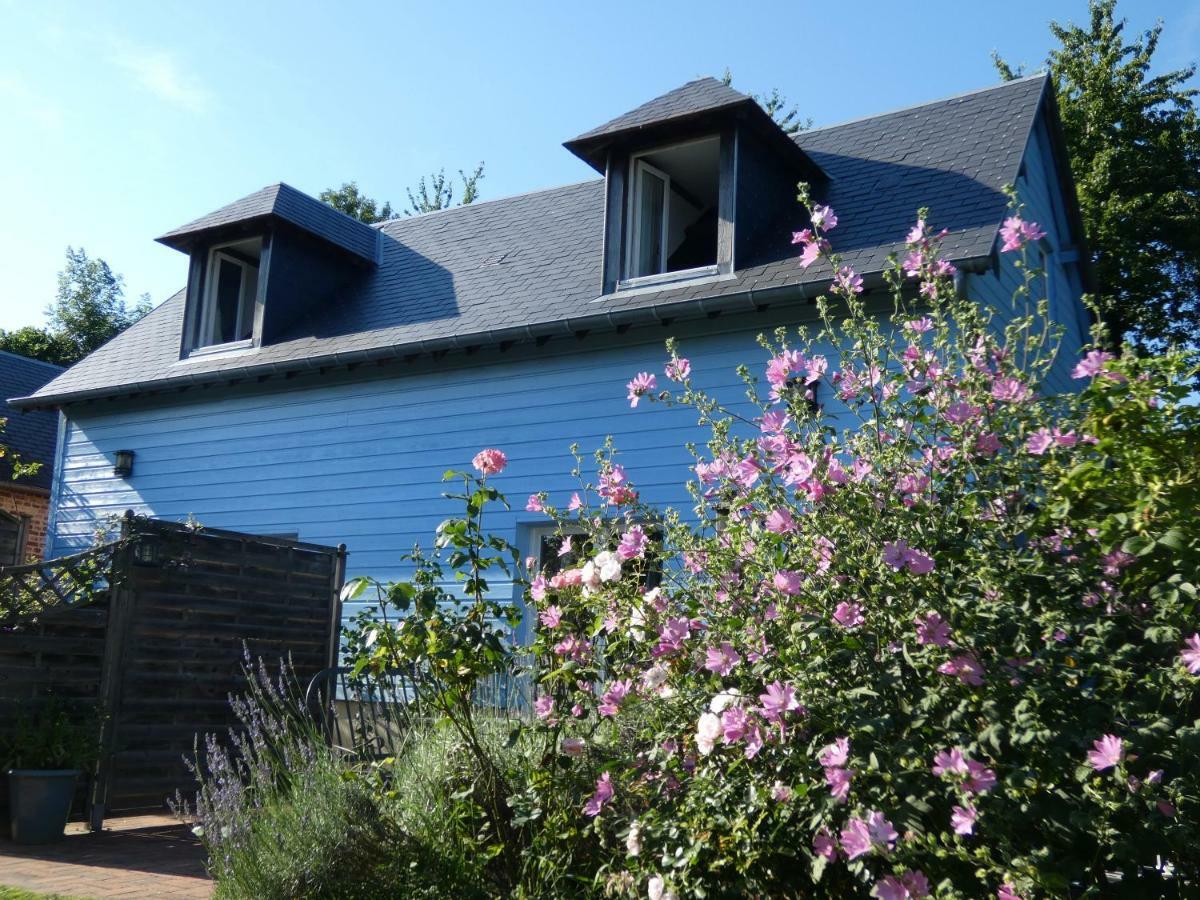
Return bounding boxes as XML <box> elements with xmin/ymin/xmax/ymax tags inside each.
<box><xmin>617</xmin><ymin>525</ymin><xmax>649</xmax><ymax>560</ymax></box>
<box><xmin>1181</xmin><ymin>633</ymin><xmax>1200</xmax><ymax>675</ymax></box>
<box><xmin>665</xmin><ymin>356</ymin><xmax>691</xmax><ymax>381</ymax></box>
<box><xmin>932</xmin><ymin>748</ymin><xmax>969</xmax><ymax>778</ymax></box>
<box><xmin>1087</xmin><ymin>734</ymin><xmax>1124</xmax><ymax>772</ymax></box>
<box><xmin>998</xmin><ymin>885</ymin><xmax>1024</xmax><ymax>900</ymax></box>
<box><xmin>916</xmin><ymin>612</ymin><xmax>951</xmax><ymax>647</ymax></box>
<box><xmin>938</xmin><ymin>654</ymin><xmax>985</xmax><ymax>686</ymax></box>
<box><xmin>764</xmin><ymin>508</ymin><xmax>795</xmax><ymax>534</ymax></box>
<box><xmin>773</xmin><ymin>570</ymin><xmax>803</xmax><ymax>595</ymax></box>
<box><xmin>1026</xmin><ymin>428</ymin><xmax>1055</xmax><ymax>455</ymax></box>
<box><xmin>472</xmin><ymin>448</ymin><xmax>507</xmax><ymax>475</ymax></box>
<box><xmin>999</xmin><ymin>215</ymin><xmax>1046</xmax><ymax>252</ymax></box>
<box><xmin>582</xmin><ymin>772</ymin><xmax>614</xmax><ymax>817</ymax></box>
<box><xmin>534</xmin><ymin>694</ymin><xmax>556</xmax><ymax>723</ymax></box>
<box><xmin>825</xmin><ymin>766</ymin><xmax>854</xmax><ymax>802</ymax></box>
<box><xmin>991</xmin><ymin>376</ymin><xmax>1031</xmax><ymax>404</ymax></box>
<box><xmin>811</xmin><ymin>204</ymin><xmax>838</xmax><ymax>230</ymax></box>
<box><xmin>951</xmin><ymin>804</ymin><xmax>977</xmax><ymax>835</ymax></box>
<box><xmin>538</xmin><ymin>604</ymin><xmax>561</xmax><ymax>628</ymax></box>
<box><xmin>833</xmin><ymin>601</ymin><xmax>865</xmax><ymax>629</ymax></box>
<box><xmin>873</xmin><ymin>871</ymin><xmax>930</xmax><ymax>900</ymax></box>
<box><xmin>525</xmin><ymin>493</ymin><xmax>545</xmax><ymax>512</ymax></box>
<box><xmin>757</xmin><ymin>680</ymin><xmax>802</xmax><ymax>727</ymax></box>
<box><xmin>627</xmin><ymin>372</ymin><xmax>657</xmax><ymax>407</ymax></box>
<box><xmin>1072</xmin><ymin>349</ymin><xmax>1116</xmax><ymax>380</ymax></box>
<box><xmin>883</xmin><ymin>540</ymin><xmax>936</xmax><ymax>575</ymax></box>
<box><xmin>812</xmin><ymin>828</ymin><xmax>838</xmax><ymax>860</ymax></box>
<box><xmin>704</xmin><ymin>642</ymin><xmax>741</xmax><ymax>677</ymax></box>
<box><xmin>598</xmin><ymin>679</ymin><xmax>632</xmax><ymax>717</ymax></box>
<box><xmin>819</xmin><ymin>737</ymin><xmax>850</xmax><ymax>768</ymax></box>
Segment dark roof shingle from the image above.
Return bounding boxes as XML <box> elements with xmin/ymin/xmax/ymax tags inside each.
<box><xmin>17</xmin><ymin>75</ymin><xmax>1051</xmax><ymax>410</ymax></box>
<box><xmin>1</xmin><ymin>352</ymin><xmax>64</xmax><ymax>488</ymax></box>
<box><xmin>157</xmin><ymin>182</ymin><xmax>381</xmax><ymax>264</ymax></box>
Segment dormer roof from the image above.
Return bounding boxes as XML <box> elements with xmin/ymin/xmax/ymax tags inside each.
<box><xmin>564</xmin><ymin>76</ymin><xmax>824</xmax><ymax>181</ymax></box>
<box><xmin>156</xmin><ymin>182</ymin><xmax>381</xmax><ymax>264</ymax></box>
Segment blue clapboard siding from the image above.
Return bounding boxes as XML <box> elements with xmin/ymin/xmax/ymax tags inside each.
<box><xmin>964</xmin><ymin>115</ymin><xmax>1090</xmax><ymax>395</ymax></box>
<box><xmin>47</xmin><ymin>122</ymin><xmax>1089</xmax><ymax>630</ymax></box>
<box><xmin>49</xmin><ymin>307</ymin><xmax>847</xmax><ymax>623</ymax></box>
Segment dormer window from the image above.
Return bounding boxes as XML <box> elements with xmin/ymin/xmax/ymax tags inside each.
<box><xmin>195</xmin><ymin>238</ymin><xmax>262</xmax><ymax>350</ymax></box>
<box><xmin>624</xmin><ymin>137</ymin><xmax>720</xmax><ymax>283</ymax></box>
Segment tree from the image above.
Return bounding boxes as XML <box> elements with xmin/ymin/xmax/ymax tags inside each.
<box><xmin>994</xmin><ymin>0</ymin><xmax>1200</xmax><ymax>355</ymax></box>
<box><xmin>321</xmin><ymin>165</ymin><xmax>487</xmax><ymax>224</ymax></box>
<box><xmin>403</xmin><ymin>163</ymin><xmax>485</xmax><ymax>216</ymax></box>
<box><xmin>0</xmin><ymin>246</ymin><xmax>149</xmax><ymax>367</ymax></box>
<box><xmin>318</xmin><ymin>181</ymin><xmax>396</xmax><ymax>224</ymax></box>
<box><xmin>722</xmin><ymin>69</ymin><xmax>811</xmax><ymax>134</ymax></box>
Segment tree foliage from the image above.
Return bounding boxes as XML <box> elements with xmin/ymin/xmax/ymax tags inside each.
<box><xmin>321</xmin><ymin>164</ymin><xmax>487</xmax><ymax>224</ymax></box>
<box><xmin>722</xmin><ymin>68</ymin><xmax>811</xmax><ymax>134</ymax></box>
<box><xmin>318</xmin><ymin>181</ymin><xmax>397</xmax><ymax>224</ymax></box>
<box><xmin>404</xmin><ymin>163</ymin><xmax>486</xmax><ymax>216</ymax></box>
<box><xmin>995</xmin><ymin>0</ymin><xmax>1200</xmax><ymax>355</ymax></box>
<box><xmin>0</xmin><ymin>246</ymin><xmax>149</xmax><ymax>367</ymax></box>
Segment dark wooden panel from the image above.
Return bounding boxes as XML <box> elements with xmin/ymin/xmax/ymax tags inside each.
<box><xmin>1</xmin><ymin>516</ymin><xmax>346</xmax><ymax>826</ymax></box>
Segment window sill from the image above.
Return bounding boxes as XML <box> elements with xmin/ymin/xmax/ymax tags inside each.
<box><xmin>616</xmin><ymin>265</ymin><xmax>721</xmax><ymax>292</ymax></box>
<box><xmin>182</xmin><ymin>338</ymin><xmax>256</xmax><ymax>361</ymax></box>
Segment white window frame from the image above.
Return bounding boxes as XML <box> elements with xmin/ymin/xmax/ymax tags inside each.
<box><xmin>626</xmin><ymin>158</ymin><xmax>671</xmax><ymax>280</ymax></box>
<box><xmin>527</xmin><ymin>523</ymin><xmax>587</xmax><ymax>574</ymax></box>
<box><xmin>196</xmin><ymin>243</ymin><xmax>259</xmax><ymax>351</ymax></box>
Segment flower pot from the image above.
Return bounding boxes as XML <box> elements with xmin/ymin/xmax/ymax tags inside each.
<box><xmin>6</xmin><ymin>769</ymin><xmax>80</xmax><ymax>844</ymax></box>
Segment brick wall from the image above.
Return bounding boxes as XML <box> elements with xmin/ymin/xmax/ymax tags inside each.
<box><xmin>0</xmin><ymin>485</ymin><xmax>51</xmax><ymax>563</ymax></box>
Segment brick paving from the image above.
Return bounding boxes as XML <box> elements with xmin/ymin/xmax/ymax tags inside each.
<box><xmin>0</xmin><ymin>815</ymin><xmax>212</xmax><ymax>898</ymax></box>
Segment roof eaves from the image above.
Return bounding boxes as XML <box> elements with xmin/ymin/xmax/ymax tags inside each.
<box><xmin>9</xmin><ymin>250</ymin><xmax>997</xmax><ymax>412</ymax></box>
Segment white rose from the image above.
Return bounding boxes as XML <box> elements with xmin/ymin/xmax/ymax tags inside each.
<box><xmin>709</xmin><ymin>688</ymin><xmax>743</xmax><ymax>714</ymax></box>
<box><xmin>626</xmin><ymin>820</ymin><xmax>641</xmax><ymax>857</ymax></box>
<box><xmin>696</xmin><ymin>712</ymin><xmax>721</xmax><ymax>756</ymax></box>
<box><xmin>595</xmin><ymin>550</ymin><xmax>622</xmax><ymax>582</ymax></box>
<box><xmin>580</xmin><ymin>560</ymin><xmax>601</xmax><ymax>591</ymax></box>
<box><xmin>641</xmin><ymin>663</ymin><xmax>668</xmax><ymax>693</ymax></box>
<box><xmin>648</xmin><ymin>875</ymin><xmax>665</xmax><ymax>900</ymax></box>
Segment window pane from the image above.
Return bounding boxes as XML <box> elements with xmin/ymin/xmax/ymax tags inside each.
<box><xmin>635</xmin><ymin>168</ymin><xmax>665</xmax><ymax>276</ymax></box>
<box><xmin>237</xmin><ymin>263</ymin><xmax>258</xmax><ymax>340</ymax></box>
<box><xmin>213</xmin><ymin>258</ymin><xmax>243</xmax><ymax>344</ymax></box>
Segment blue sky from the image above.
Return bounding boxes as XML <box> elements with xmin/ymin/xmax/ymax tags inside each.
<box><xmin>1</xmin><ymin>0</ymin><xmax>1197</xmax><ymax>331</ymax></box>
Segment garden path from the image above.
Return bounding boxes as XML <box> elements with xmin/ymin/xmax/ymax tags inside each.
<box><xmin>0</xmin><ymin>815</ymin><xmax>210</xmax><ymax>898</ymax></box>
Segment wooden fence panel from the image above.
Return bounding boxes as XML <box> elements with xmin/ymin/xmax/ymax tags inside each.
<box><xmin>1</xmin><ymin>515</ymin><xmax>346</xmax><ymax>829</ymax></box>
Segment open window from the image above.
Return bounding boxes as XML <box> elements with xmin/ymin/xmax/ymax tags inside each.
<box><xmin>623</xmin><ymin>136</ymin><xmax>720</xmax><ymax>285</ymax></box>
<box><xmin>194</xmin><ymin>237</ymin><xmax>262</xmax><ymax>351</ymax></box>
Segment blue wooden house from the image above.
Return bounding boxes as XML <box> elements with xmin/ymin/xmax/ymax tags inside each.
<box><xmin>11</xmin><ymin>74</ymin><xmax>1091</xmax><ymax>623</ymax></box>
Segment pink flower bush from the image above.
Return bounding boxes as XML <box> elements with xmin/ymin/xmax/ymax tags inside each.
<box><xmin>345</xmin><ymin>191</ymin><xmax>1199</xmax><ymax>898</ymax></box>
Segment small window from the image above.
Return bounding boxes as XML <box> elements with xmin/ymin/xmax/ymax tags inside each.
<box><xmin>196</xmin><ymin>238</ymin><xmax>261</xmax><ymax>350</ymax></box>
<box><xmin>624</xmin><ymin>136</ymin><xmax>720</xmax><ymax>283</ymax></box>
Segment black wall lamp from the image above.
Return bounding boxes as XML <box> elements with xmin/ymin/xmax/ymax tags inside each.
<box><xmin>113</xmin><ymin>449</ymin><xmax>135</xmax><ymax>478</ymax></box>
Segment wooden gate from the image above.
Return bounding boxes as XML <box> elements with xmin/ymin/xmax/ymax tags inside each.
<box><xmin>0</xmin><ymin>514</ymin><xmax>347</xmax><ymax>829</ymax></box>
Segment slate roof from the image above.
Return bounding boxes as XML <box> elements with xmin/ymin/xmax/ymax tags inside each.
<box><xmin>568</xmin><ymin>76</ymin><xmax>754</xmax><ymax>144</ymax></box>
<box><xmin>0</xmin><ymin>352</ymin><xmax>64</xmax><ymax>488</ymax></box>
<box><xmin>16</xmin><ymin>74</ymin><xmax>1057</xmax><ymax>410</ymax></box>
<box><xmin>157</xmin><ymin>182</ymin><xmax>381</xmax><ymax>264</ymax></box>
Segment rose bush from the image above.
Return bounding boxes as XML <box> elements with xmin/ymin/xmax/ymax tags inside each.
<box><xmin>347</xmin><ymin>190</ymin><xmax>1199</xmax><ymax>898</ymax></box>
